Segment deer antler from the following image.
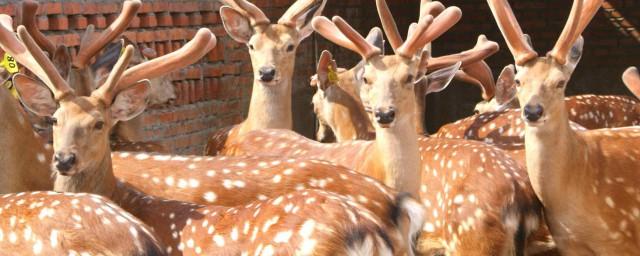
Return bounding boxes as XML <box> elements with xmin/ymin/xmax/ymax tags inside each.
<box><xmin>221</xmin><ymin>0</ymin><xmax>270</xmax><ymax>26</ymax></box>
<box><xmin>17</xmin><ymin>0</ymin><xmax>55</xmax><ymax>58</ymax></box>
<box><xmin>94</xmin><ymin>45</ymin><xmax>134</xmax><ymax>105</ymax></box>
<box><xmin>397</xmin><ymin>7</ymin><xmax>461</xmax><ymax>58</ymax></box>
<box><xmin>462</xmin><ymin>61</ymin><xmax>495</xmax><ymax>100</ymax></box>
<box><xmin>16</xmin><ymin>25</ymin><xmax>73</xmax><ymax>100</ymax></box>
<box><xmin>117</xmin><ymin>28</ymin><xmax>216</xmax><ymax>90</ymax></box>
<box><xmin>278</xmin><ymin>0</ymin><xmax>326</xmax><ymax>27</ymax></box>
<box><xmin>312</xmin><ymin>16</ymin><xmax>381</xmax><ymax>59</ymax></box>
<box><xmin>568</xmin><ymin>0</ymin><xmax>604</xmax><ymax>57</ymax></box>
<box><xmin>547</xmin><ymin>0</ymin><xmax>584</xmax><ymax>64</ymax></box>
<box><xmin>427</xmin><ymin>35</ymin><xmax>499</xmax><ymax>70</ymax></box>
<box><xmin>73</xmin><ymin>0</ymin><xmax>141</xmax><ymax>69</ymax></box>
<box><xmin>0</xmin><ymin>16</ymin><xmax>73</xmax><ymax>99</ymax></box>
<box><xmin>421</xmin><ymin>0</ymin><xmax>445</xmax><ymax>18</ymax></box>
<box><xmin>622</xmin><ymin>67</ymin><xmax>640</xmax><ymax>99</ymax></box>
<box><xmin>375</xmin><ymin>0</ymin><xmax>403</xmax><ymax>51</ymax></box>
<box><xmin>487</xmin><ymin>0</ymin><xmax>538</xmax><ymax>66</ymax></box>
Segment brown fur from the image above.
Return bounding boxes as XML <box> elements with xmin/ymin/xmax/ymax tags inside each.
<box><xmin>0</xmin><ymin>191</ymin><xmax>163</xmax><ymax>255</ymax></box>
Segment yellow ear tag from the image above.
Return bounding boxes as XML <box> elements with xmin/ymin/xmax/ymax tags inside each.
<box><xmin>1</xmin><ymin>53</ymin><xmax>20</xmax><ymax>99</ymax></box>
<box><xmin>327</xmin><ymin>65</ymin><xmax>339</xmax><ymax>84</ymax></box>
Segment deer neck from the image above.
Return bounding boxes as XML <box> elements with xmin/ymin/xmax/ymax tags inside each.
<box><xmin>241</xmin><ymin>79</ymin><xmax>293</xmax><ymax>135</ymax></box>
<box><xmin>0</xmin><ymin>86</ymin><xmax>53</xmax><ymax>192</ymax></box>
<box><xmin>329</xmin><ymin>84</ymin><xmax>375</xmax><ymax>141</ymax></box>
<box><xmin>368</xmin><ymin>117</ymin><xmax>422</xmax><ymax>198</ymax></box>
<box><xmin>524</xmin><ymin>105</ymin><xmax>589</xmax><ymax>207</ymax></box>
<box><xmin>53</xmin><ymin>149</ymin><xmax>118</xmax><ymax>200</ymax></box>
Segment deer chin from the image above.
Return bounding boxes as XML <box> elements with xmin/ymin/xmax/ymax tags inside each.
<box><xmin>376</xmin><ymin>121</ymin><xmax>395</xmax><ymax>129</ymax></box>
<box><xmin>521</xmin><ymin>116</ymin><xmax>548</xmax><ymax>128</ymax></box>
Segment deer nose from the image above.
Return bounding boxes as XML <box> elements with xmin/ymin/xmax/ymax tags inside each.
<box><xmin>523</xmin><ymin>104</ymin><xmax>544</xmax><ymax>122</ymax></box>
<box><xmin>259</xmin><ymin>67</ymin><xmax>276</xmax><ymax>82</ymax></box>
<box><xmin>54</xmin><ymin>153</ymin><xmax>76</xmax><ymax>174</ymax></box>
<box><xmin>374</xmin><ymin>108</ymin><xmax>396</xmax><ymax>125</ymax></box>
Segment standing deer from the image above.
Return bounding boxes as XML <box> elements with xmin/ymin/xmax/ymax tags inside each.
<box><xmin>222</xmin><ymin>2</ymin><xmax>547</xmax><ymax>255</ymax></box>
<box><xmin>18</xmin><ymin>0</ymin><xmax>172</xmax><ymax>152</ymax></box>
<box><xmin>0</xmin><ymin>16</ymin><xmax>426</xmax><ymax>255</ymax></box>
<box><xmin>0</xmin><ymin>191</ymin><xmax>164</xmax><ymax>255</ymax></box>
<box><xmin>204</xmin><ymin>0</ymin><xmax>326</xmax><ymax>155</ymax></box>
<box><xmin>488</xmin><ymin>0</ymin><xmax>640</xmax><ymax>253</ymax></box>
<box><xmin>11</xmin><ymin>25</ymin><xmax>405</xmax><ymax>256</ymax></box>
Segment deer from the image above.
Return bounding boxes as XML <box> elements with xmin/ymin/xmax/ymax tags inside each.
<box><xmin>3</xmin><ymin>13</ymin><xmax>428</xmax><ymax>254</ymax></box>
<box><xmin>312</xmin><ymin>34</ymin><xmax>500</xmax><ymax>142</ymax></box>
<box><xmin>10</xmin><ymin>24</ymin><xmax>409</xmax><ymax>256</ymax></box>
<box><xmin>221</xmin><ymin>2</ymin><xmax>548</xmax><ymax>255</ymax></box>
<box><xmin>0</xmin><ymin>191</ymin><xmax>164</xmax><ymax>255</ymax></box>
<box><xmin>17</xmin><ymin>0</ymin><xmax>172</xmax><ymax>152</ymax></box>
<box><xmin>471</xmin><ymin>64</ymin><xmax>640</xmax><ymax>129</ymax></box>
<box><xmin>204</xmin><ymin>0</ymin><xmax>327</xmax><ymax>156</ymax></box>
<box><xmin>488</xmin><ymin>0</ymin><xmax>640</xmax><ymax>253</ymax></box>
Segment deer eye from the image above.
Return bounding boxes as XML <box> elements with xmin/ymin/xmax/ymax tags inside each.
<box><xmin>363</xmin><ymin>77</ymin><xmax>370</xmax><ymax>84</ymax></box>
<box><xmin>557</xmin><ymin>80</ymin><xmax>566</xmax><ymax>89</ymax></box>
<box><xmin>514</xmin><ymin>79</ymin><xmax>521</xmax><ymax>87</ymax></box>
<box><xmin>45</xmin><ymin>117</ymin><xmax>57</xmax><ymax>126</ymax></box>
<box><xmin>248</xmin><ymin>44</ymin><xmax>255</xmax><ymax>50</ymax></box>
<box><xmin>94</xmin><ymin>121</ymin><xmax>105</xmax><ymax>130</ymax></box>
<box><xmin>286</xmin><ymin>44</ymin><xmax>295</xmax><ymax>52</ymax></box>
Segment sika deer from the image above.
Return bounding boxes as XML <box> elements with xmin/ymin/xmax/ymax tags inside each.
<box><xmin>0</xmin><ymin>191</ymin><xmax>163</xmax><ymax>255</ymax></box>
<box><xmin>489</xmin><ymin>0</ymin><xmax>640</xmax><ymax>253</ymax></box>
<box><xmin>12</xmin><ymin>26</ymin><xmax>402</xmax><ymax>256</ymax></box>
<box><xmin>223</xmin><ymin>2</ymin><xmax>545</xmax><ymax>254</ymax></box>
<box><xmin>471</xmin><ymin>64</ymin><xmax>640</xmax><ymax>129</ymax></box>
<box><xmin>204</xmin><ymin>0</ymin><xmax>326</xmax><ymax>155</ymax></box>
<box><xmin>0</xmin><ymin>18</ymin><xmax>425</xmax><ymax>255</ymax></box>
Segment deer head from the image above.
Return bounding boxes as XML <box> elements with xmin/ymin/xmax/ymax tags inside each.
<box><xmin>0</xmin><ymin>18</ymin><xmax>216</xmax><ymax>176</ymax></box>
<box><xmin>92</xmin><ymin>36</ymin><xmax>179</xmax><ymax>107</ymax></box>
<box><xmin>220</xmin><ymin>0</ymin><xmax>325</xmax><ymax>86</ymax></box>
<box><xmin>313</xmin><ymin>1</ymin><xmax>461</xmax><ymax>130</ymax></box>
<box><xmin>489</xmin><ymin>0</ymin><xmax>603</xmax><ymax>128</ymax></box>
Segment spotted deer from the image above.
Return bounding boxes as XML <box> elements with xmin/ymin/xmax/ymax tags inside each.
<box><xmin>0</xmin><ymin>18</ymin><xmax>425</xmax><ymax>255</ymax></box>
<box><xmin>17</xmin><ymin>0</ymin><xmax>170</xmax><ymax>152</ymax></box>
<box><xmin>0</xmin><ymin>191</ymin><xmax>164</xmax><ymax>255</ymax></box>
<box><xmin>471</xmin><ymin>64</ymin><xmax>640</xmax><ymax>129</ymax></box>
<box><xmin>204</xmin><ymin>0</ymin><xmax>326</xmax><ymax>156</ymax></box>
<box><xmin>12</xmin><ymin>26</ymin><xmax>407</xmax><ymax>256</ymax></box>
<box><xmin>312</xmin><ymin>34</ymin><xmax>500</xmax><ymax>142</ymax></box>
<box><xmin>222</xmin><ymin>2</ymin><xmax>547</xmax><ymax>254</ymax></box>
<box><xmin>489</xmin><ymin>0</ymin><xmax>640</xmax><ymax>253</ymax></box>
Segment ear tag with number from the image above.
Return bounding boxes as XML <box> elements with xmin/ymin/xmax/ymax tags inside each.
<box><xmin>327</xmin><ymin>64</ymin><xmax>339</xmax><ymax>84</ymax></box>
<box><xmin>1</xmin><ymin>53</ymin><xmax>20</xmax><ymax>98</ymax></box>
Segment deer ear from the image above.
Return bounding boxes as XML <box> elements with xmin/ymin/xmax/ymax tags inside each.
<box><xmin>52</xmin><ymin>45</ymin><xmax>70</xmax><ymax>81</ymax></box>
<box><xmin>365</xmin><ymin>27</ymin><xmax>384</xmax><ymax>54</ymax></box>
<box><xmin>623</xmin><ymin>67</ymin><xmax>640</xmax><ymax>99</ymax></box>
<box><xmin>566</xmin><ymin>36</ymin><xmax>583</xmax><ymax>72</ymax></box>
<box><xmin>495</xmin><ymin>65</ymin><xmax>517</xmax><ymax>105</ymax></box>
<box><xmin>92</xmin><ymin>40</ymin><xmax>125</xmax><ymax>88</ymax></box>
<box><xmin>294</xmin><ymin>2</ymin><xmax>325</xmax><ymax>40</ymax></box>
<box><xmin>12</xmin><ymin>74</ymin><xmax>57</xmax><ymax>117</ymax></box>
<box><xmin>220</xmin><ymin>7</ymin><xmax>254</xmax><ymax>44</ymax></box>
<box><xmin>316</xmin><ymin>50</ymin><xmax>338</xmax><ymax>90</ymax></box>
<box><xmin>111</xmin><ymin>80</ymin><xmax>150</xmax><ymax>122</ymax></box>
<box><xmin>425</xmin><ymin>61</ymin><xmax>460</xmax><ymax>95</ymax></box>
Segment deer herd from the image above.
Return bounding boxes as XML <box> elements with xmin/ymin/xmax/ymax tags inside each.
<box><xmin>0</xmin><ymin>0</ymin><xmax>638</xmax><ymax>255</ymax></box>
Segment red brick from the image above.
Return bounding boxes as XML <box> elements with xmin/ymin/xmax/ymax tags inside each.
<box><xmin>63</xmin><ymin>34</ymin><xmax>80</xmax><ymax>47</ymax></box>
<box><xmin>153</xmin><ymin>30</ymin><xmax>169</xmax><ymax>41</ymax></box>
<box><xmin>105</xmin><ymin>13</ymin><xmax>119</xmax><ymax>27</ymax></box>
<box><xmin>48</xmin><ymin>15</ymin><xmax>68</xmax><ymax>31</ymax></box>
<box><xmin>139</xmin><ymin>2</ymin><xmax>153</xmax><ymax>14</ymax></box>
<box><xmin>156</xmin><ymin>12</ymin><xmax>173</xmax><ymax>27</ymax></box>
<box><xmin>99</xmin><ymin>2</ymin><xmax>118</xmax><ymax>14</ymax></box>
<box><xmin>195</xmin><ymin>80</ymin><xmax>205</xmax><ymax>102</ymax></box>
<box><xmin>87</xmin><ymin>15</ymin><xmax>106</xmax><ymax>29</ymax></box>
<box><xmin>129</xmin><ymin>16</ymin><xmax>140</xmax><ymax>28</ymax></box>
<box><xmin>172</xmin><ymin>13</ymin><xmax>189</xmax><ymax>27</ymax></box>
<box><xmin>83</xmin><ymin>3</ymin><xmax>99</xmax><ymax>15</ymax></box>
<box><xmin>139</xmin><ymin>13</ymin><xmax>157</xmax><ymax>28</ymax></box>
<box><xmin>136</xmin><ymin>31</ymin><xmax>154</xmax><ymax>43</ymax></box>
<box><xmin>64</xmin><ymin>3</ymin><xmax>82</xmax><ymax>15</ymax></box>
<box><xmin>68</xmin><ymin>15</ymin><xmax>87</xmax><ymax>30</ymax></box>
<box><xmin>152</xmin><ymin>2</ymin><xmax>169</xmax><ymax>12</ymax></box>
<box><xmin>36</xmin><ymin>15</ymin><xmax>49</xmax><ymax>31</ymax></box>
<box><xmin>202</xmin><ymin>12</ymin><xmax>218</xmax><ymax>25</ymax></box>
<box><xmin>188</xmin><ymin>13</ymin><xmax>203</xmax><ymax>26</ymax></box>
<box><xmin>188</xmin><ymin>81</ymin><xmax>197</xmax><ymax>103</ymax></box>
<box><xmin>43</xmin><ymin>2</ymin><xmax>63</xmax><ymax>14</ymax></box>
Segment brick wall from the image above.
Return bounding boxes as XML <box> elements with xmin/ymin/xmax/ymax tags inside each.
<box><xmin>0</xmin><ymin>0</ymin><xmax>638</xmax><ymax>153</ymax></box>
